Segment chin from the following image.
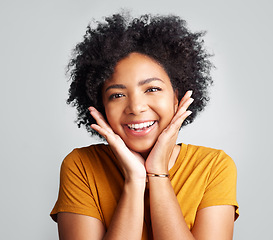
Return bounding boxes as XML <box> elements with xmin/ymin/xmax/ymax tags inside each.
<box><xmin>126</xmin><ymin>142</ymin><xmax>154</xmax><ymax>158</ymax></box>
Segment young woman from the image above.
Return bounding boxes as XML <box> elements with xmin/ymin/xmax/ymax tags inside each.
<box><xmin>51</xmin><ymin>13</ymin><xmax>239</xmax><ymax>240</ymax></box>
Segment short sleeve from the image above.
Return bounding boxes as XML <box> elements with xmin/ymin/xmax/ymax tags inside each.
<box><xmin>50</xmin><ymin>149</ymin><xmax>102</xmax><ymax>222</ymax></box>
<box><xmin>198</xmin><ymin>151</ymin><xmax>239</xmax><ymax>220</ymax></box>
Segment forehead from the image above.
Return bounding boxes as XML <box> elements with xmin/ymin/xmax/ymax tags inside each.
<box><xmin>106</xmin><ymin>52</ymin><xmax>170</xmax><ymax>84</ymax></box>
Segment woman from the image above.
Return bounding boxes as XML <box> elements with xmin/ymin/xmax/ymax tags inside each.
<box><xmin>51</xmin><ymin>13</ymin><xmax>239</xmax><ymax>239</ymax></box>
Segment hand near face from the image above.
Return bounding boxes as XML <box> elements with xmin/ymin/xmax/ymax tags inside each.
<box><xmin>145</xmin><ymin>90</ymin><xmax>194</xmax><ymax>174</ymax></box>
<box><xmin>89</xmin><ymin>107</ymin><xmax>146</xmax><ymax>182</ymax></box>
<box><xmin>89</xmin><ymin>90</ymin><xmax>193</xmax><ymax>181</ymax></box>
<box><xmin>89</xmin><ymin>53</ymin><xmax>193</xmax><ymax>179</ymax></box>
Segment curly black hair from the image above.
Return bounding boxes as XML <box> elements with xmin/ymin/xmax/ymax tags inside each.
<box><xmin>66</xmin><ymin>12</ymin><xmax>213</xmax><ymax>138</ymax></box>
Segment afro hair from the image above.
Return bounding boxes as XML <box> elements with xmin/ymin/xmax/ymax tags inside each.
<box><xmin>66</xmin><ymin>12</ymin><xmax>213</xmax><ymax>138</ymax></box>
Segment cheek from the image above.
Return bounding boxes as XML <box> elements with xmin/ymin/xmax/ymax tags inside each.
<box><xmin>154</xmin><ymin>96</ymin><xmax>176</xmax><ymax>120</ymax></box>
<box><xmin>162</xmin><ymin>92</ymin><xmax>177</xmax><ymax>110</ymax></box>
<box><xmin>104</xmin><ymin>103</ymin><xmax>123</xmax><ymax>131</ymax></box>
<box><xmin>104</xmin><ymin>104</ymin><xmax>114</xmax><ymax>122</ymax></box>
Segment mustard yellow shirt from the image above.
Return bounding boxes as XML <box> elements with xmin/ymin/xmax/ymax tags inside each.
<box><xmin>51</xmin><ymin>143</ymin><xmax>239</xmax><ymax>237</ymax></box>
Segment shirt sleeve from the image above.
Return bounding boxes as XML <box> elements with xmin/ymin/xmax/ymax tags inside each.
<box><xmin>50</xmin><ymin>149</ymin><xmax>102</xmax><ymax>222</ymax></box>
<box><xmin>198</xmin><ymin>150</ymin><xmax>239</xmax><ymax>220</ymax></box>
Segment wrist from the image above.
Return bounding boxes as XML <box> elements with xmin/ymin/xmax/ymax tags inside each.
<box><xmin>146</xmin><ymin>167</ymin><xmax>169</xmax><ymax>175</ymax></box>
<box><xmin>147</xmin><ymin>173</ymin><xmax>169</xmax><ymax>178</ymax></box>
<box><xmin>145</xmin><ymin>161</ymin><xmax>169</xmax><ymax>175</ymax></box>
<box><xmin>122</xmin><ymin>167</ymin><xmax>147</xmax><ymax>184</ymax></box>
<box><xmin>124</xmin><ymin>177</ymin><xmax>146</xmax><ymax>188</ymax></box>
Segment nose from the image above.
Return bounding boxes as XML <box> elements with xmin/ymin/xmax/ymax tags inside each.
<box><xmin>125</xmin><ymin>94</ymin><xmax>148</xmax><ymax>115</ymax></box>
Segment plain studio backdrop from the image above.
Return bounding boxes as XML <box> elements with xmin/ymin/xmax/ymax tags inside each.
<box><xmin>1</xmin><ymin>0</ymin><xmax>272</xmax><ymax>239</ymax></box>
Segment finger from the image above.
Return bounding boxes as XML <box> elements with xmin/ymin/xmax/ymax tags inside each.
<box><xmin>169</xmin><ymin>110</ymin><xmax>192</xmax><ymax>132</ymax></box>
<box><xmin>175</xmin><ymin>110</ymin><xmax>192</xmax><ymax>127</ymax></box>
<box><xmin>179</xmin><ymin>97</ymin><xmax>194</xmax><ymax>113</ymax></box>
<box><xmin>91</xmin><ymin>123</ymin><xmax>118</xmax><ymax>144</ymax></box>
<box><xmin>161</xmin><ymin>108</ymin><xmax>192</xmax><ymax>136</ymax></box>
<box><xmin>161</xmin><ymin>110</ymin><xmax>192</xmax><ymax>142</ymax></box>
<box><xmin>90</xmin><ymin>124</ymin><xmax>108</xmax><ymax>138</ymax></box>
<box><xmin>172</xmin><ymin>97</ymin><xmax>194</xmax><ymax>124</ymax></box>
<box><xmin>178</xmin><ymin>90</ymin><xmax>193</xmax><ymax>108</ymax></box>
<box><xmin>88</xmin><ymin>107</ymin><xmax>114</xmax><ymax>134</ymax></box>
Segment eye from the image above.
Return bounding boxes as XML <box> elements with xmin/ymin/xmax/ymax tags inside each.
<box><xmin>145</xmin><ymin>87</ymin><xmax>162</xmax><ymax>93</ymax></box>
<box><xmin>109</xmin><ymin>93</ymin><xmax>125</xmax><ymax>100</ymax></box>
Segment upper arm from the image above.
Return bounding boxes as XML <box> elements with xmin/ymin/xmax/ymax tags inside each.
<box><xmin>57</xmin><ymin>212</ymin><xmax>106</xmax><ymax>240</ymax></box>
<box><xmin>191</xmin><ymin>205</ymin><xmax>235</xmax><ymax>240</ymax></box>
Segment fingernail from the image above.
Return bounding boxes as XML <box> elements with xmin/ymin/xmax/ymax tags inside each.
<box><xmin>88</xmin><ymin>106</ymin><xmax>94</xmax><ymax>112</ymax></box>
<box><xmin>188</xmin><ymin>90</ymin><xmax>193</xmax><ymax>96</ymax></box>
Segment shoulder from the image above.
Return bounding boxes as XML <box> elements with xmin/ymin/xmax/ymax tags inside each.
<box><xmin>188</xmin><ymin>144</ymin><xmax>237</xmax><ymax>182</ymax></box>
<box><xmin>61</xmin><ymin>143</ymin><xmax>114</xmax><ymax>172</ymax></box>
<box><xmin>186</xmin><ymin>144</ymin><xmax>226</xmax><ymax>156</ymax></box>
<box><xmin>63</xmin><ymin>144</ymin><xmax>112</xmax><ymax>163</ymax></box>
<box><xmin>182</xmin><ymin>143</ymin><xmax>236</xmax><ymax>170</ymax></box>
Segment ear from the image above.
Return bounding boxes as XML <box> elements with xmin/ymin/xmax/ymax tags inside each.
<box><xmin>174</xmin><ymin>89</ymin><xmax>179</xmax><ymax>112</ymax></box>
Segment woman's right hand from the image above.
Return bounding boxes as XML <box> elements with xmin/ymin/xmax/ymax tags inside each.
<box><xmin>88</xmin><ymin>107</ymin><xmax>146</xmax><ymax>183</ymax></box>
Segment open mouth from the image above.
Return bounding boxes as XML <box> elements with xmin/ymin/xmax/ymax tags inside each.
<box><xmin>127</xmin><ymin>121</ymin><xmax>156</xmax><ymax>132</ymax></box>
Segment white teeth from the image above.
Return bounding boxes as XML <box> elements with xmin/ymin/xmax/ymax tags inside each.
<box><xmin>127</xmin><ymin>121</ymin><xmax>155</xmax><ymax>130</ymax></box>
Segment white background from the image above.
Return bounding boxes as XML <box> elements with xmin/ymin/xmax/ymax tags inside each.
<box><xmin>1</xmin><ymin>0</ymin><xmax>272</xmax><ymax>239</ymax></box>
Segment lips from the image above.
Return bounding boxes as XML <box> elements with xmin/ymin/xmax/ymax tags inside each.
<box><xmin>124</xmin><ymin>120</ymin><xmax>157</xmax><ymax>136</ymax></box>
<box><xmin>127</xmin><ymin>121</ymin><xmax>155</xmax><ymax>131</ymax></box>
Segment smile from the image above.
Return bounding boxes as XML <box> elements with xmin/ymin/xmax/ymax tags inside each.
<box><xmin>127</xmin><ymin>121</ymin><xmax>155</xmax><ymax>131</ymax></box>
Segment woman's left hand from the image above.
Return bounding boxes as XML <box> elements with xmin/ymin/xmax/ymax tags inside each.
<box><xmin>145</xmin><ymin>90</ymin><xmax>194</xmax><ymax>174</ymax></box>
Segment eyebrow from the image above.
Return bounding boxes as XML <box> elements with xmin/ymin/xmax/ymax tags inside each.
<box><xmin>105</xmin><ymin>78</ymin><xmax>164</xmax><ymax>92</ymax></box>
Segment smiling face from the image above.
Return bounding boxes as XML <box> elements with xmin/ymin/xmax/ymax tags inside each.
<box><xmin>102</xmin><ymin>52</ymin><xmax>178</xmax><ymax>156</ymax></box>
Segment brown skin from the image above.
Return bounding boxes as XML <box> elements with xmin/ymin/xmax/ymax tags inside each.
<box><xmin>57</xmin><ymin>53</ymin><xmax>235</xmax><ymax>240</ymax></box>
<box><xmin>102</xmin><ymin>53</ymin><xmax>180</xmax><ymax>158</ymax></box>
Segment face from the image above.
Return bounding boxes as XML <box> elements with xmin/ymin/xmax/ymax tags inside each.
<box><xmin>102</xmin><ymin>52</ymin><xmax>178</xmax><ymax>156</ymax></box>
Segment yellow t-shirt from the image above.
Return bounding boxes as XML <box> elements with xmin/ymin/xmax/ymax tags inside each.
<box><xmin>51</xmin><ymin>143</ymin><xmax>239</xmax><ymax>237</ymax></box>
